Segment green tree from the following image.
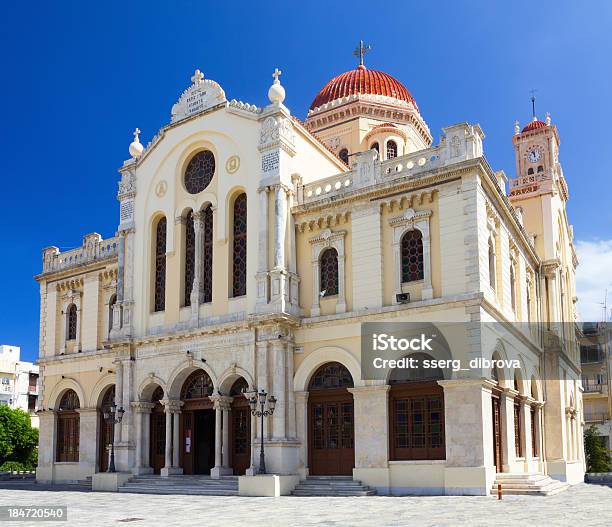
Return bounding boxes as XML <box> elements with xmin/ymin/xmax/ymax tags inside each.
<box><xmin>584</xmin><ymin>424</ymin><xmax>611</xmax><ymax>473</ymax></box>
<box><xmin>0</xmin><ymin>406</ymin><xmax>39</xmax><ymax>470</ymax></box>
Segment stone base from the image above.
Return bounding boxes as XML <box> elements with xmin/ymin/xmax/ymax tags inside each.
<box><xmin>547</xmin><ymin>459</ymin><xmax>585</xmax><ymax>485</ymax></box>
<box><xmin>133</xmin><ymin>466</ymin><xmax>154</xmax><ymax>476</ymax></box>
<box><xmin>92</xmin><ymin>472</ymin><xmax>132</xmax><ymax>492</ymax></box>
<box><xmin>238</xmin><ymin>474</ymin><xmax>300</xmax><ymax>497</ymax></box>
<box><xmin>161</xmin><ymin>467</ymin><xmax>183</xmax><ymax>478</ymax></box>
<box><xmin>210</xmin><ymin>466</ymin><xmax>233</xmax><ymax>478</ymax></box>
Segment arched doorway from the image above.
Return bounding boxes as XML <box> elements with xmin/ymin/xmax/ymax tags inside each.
<box><xmin>308</xmin><ymin>362</ymin><xmax>355</xmax><ymax>475</ymax></box>
<box><xmin>150</xmin><ymin>386</ymin><xmax>165</xmax><ymax>474</ymax></box>
<box><xmin>98</xmin><ymin>385</ymin><xmax>115</xmax><ymax>472</ymax></box>
<box><xmin>180</xmin><ymin>369</ymin><xmax>215</xmax><ymax>475</ymax></box>
<box><xmin>388</xmin><ymin>354</ymin><xmax>445</xmax><ymax>461</ymax></box>
<box><xmin>229</xmin><ymin>378</ymin><xmax>251</xmax><ymax>475</ymax></box>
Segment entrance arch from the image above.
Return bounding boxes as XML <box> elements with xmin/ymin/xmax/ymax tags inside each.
<box><xmin>229</xmin><ymin>378</ymin><xmax>251</xmax><ymax>475</ymax></box>
<box><xmin>308</xmin><ymin>362</ymin><xmax>355</xmax><ymax>475</ymax></box>
<box><xmin>180</xmin><ymin>369</ymin><xmax>215</xmax><ymax>475</ymax></box>
<box><xmin>98</xmin><ymin>385</ymin><xmax>115</xmax><ymax>472</ymax></box>
<box><xmin>149</xmin><ymin>385</ymin><xmax>165</xmax><ymax>474</ymax></box>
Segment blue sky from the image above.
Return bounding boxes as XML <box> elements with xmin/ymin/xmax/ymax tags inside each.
<box><xmin>1</xmin><ymin>1</ymin><xmax>611</xmax><ymax>362</ymax></box>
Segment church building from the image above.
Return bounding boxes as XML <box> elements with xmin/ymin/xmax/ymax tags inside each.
<box><xmin>35</xmin><ymin>46</ymin><xmax>584</xmax><ymax>496</ymax></box>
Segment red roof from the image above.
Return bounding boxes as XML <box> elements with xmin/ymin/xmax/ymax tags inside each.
<box><xmin>522</xmin><ymin>119</ymin><xmax>547</xmax><ymax>133</ymax></box>
<box><xmin>310</xmin><ymin>65</ymin><xmax>418</xmax><ymax>112</ymax></box>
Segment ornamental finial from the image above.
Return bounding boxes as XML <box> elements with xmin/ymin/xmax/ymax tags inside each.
<box><xmin>514</xmin><ymin>120</ymin><xmax>520</xmax><ymax>135</ymax></box>
<box><xmin>129</xmin><ymin>127</ymin><xmax>143</xmax><ymax>159</ymax></box>
<box><xmin>268</xmin><ymin>67</ymin><xmax>285</xmax><ymax>104</ymax></box>
<box><xmin>191</xmin><ymin>69</ymin><xmax>204</xmax><ymax>85</ymax></box>
<box><xmin>545</xmin><ymin>112</ymin><xmax>551</xmax><ymax>125</ymax></box>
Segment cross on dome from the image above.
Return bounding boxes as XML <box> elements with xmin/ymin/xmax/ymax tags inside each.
<box><xmin>272</xmin><ymin>68</ymin><xmax>282</xmax><ymax>83</ymax></box>
<box><xmin>353</xmin><ymin>40</ymin><xmax>371</xmax><ymax>68</ymax></box>
<box><xmin>133</xmin><ymin>128</ymin><xmax>141</xmax><ymax>139</ymax></box>
<box><xmin>191</xmin><ymin>69</ymin><xmax>204</xmax><ymax>85</ymax></box>
<box><xmin>268</xmin><ymin>67</ymin><xmax>286</xmax><ymax>104</ymax></box>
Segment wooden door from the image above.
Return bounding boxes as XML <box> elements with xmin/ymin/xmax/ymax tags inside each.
<box><xmin>309</xmin><ymin>394</ymin><xmax>354</xmax><ymax>475</ymax></box>
<box><xmin>491</xmin><ymin>392</ymin><xmax>502</xmax><ymax>473</ymax></box>
<box><xmin>150</xmin><ymin>410</ymin><xmax>166</xmax><ymax>474</ymax></box>
<box><xmin>98</xmin><ymin>386</ymin><xmax>115</xmax><ymax>473</ymax></box>
<box><xmin>230</xmin><ymin>403</ymin><xmax>251</xmax><ymax>475</ymax></box>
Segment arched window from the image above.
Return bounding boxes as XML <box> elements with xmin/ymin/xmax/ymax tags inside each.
<box><xmin>56</xmin><ymin>389</ymin><xmax>80</xmax><ymax>462</ymax></box>
<box><xmin>67</xmin><ymin>304</ymin><xmax>77</xmax><ymax>341</ymax></box>
<box><xmin>527</xmin><ymin>168</ymin><xmax>534</xmax><ymax>175</ymax></box>
<box><xmin>184</xmin><ymin>211</ymin><xmax>195</xmax><ymax>307</ymax></box>
<box><xmin>309</xmin><ymin>362</ymin><xmax>354</xmax><ymax>390</ymax></box>
<box><xmin>108</xmin><ymin>294</ymin><xmax>117</xmax><ymax>332</ymax></box>
<box><xmin>320</xmin><ymin>248</ymin><xmax>338</xmax><ymax>297</ymax></box>
<box><xmin>400</xmin><ymin>230</ymin><xmax>424</xmax><ymax>283</ymax></box>
<box><xmin>389</xmin><ymin>354</ymin><xmax>445</xmax><ymax>461</ymax></box>
<box><xmin>154</xmin><ymin>217</ymin><xmax>167</xmax><ymax>312</ymax></box>
<box><xmin>510</xmin><ymin>263</ymin><xmax>517</xmax><ymax>312</ymax></box>
<box><xmin>232</xmin><ymin>193</ymin><xmax>247</xmax><ymax>297</ymax></box>
<box><xmin>202</xmin><ymin>205</ymin><xmax>214</xmax><ymax>303</ymax></box>
<box><xmin>370</xmin><ymin>142</ymin><xmax>379</xmax><ymax>153</ymax></box>
<box><xmin>339</xmin><ymin>148</ymin><xmax>349</xmax><ymax>165</ymax></box>
<box><xmin>387</xmin><ymin>140</ymin><xmax>397</xmax><ymax>159</ymax></box>
<box><xmin>537</xmin><ymin>165</ymin><xmax>544</xmax><ymax>173</ymax></box>
<box><xmin>488</xmin><ymin>237</ymin><xmax>496</xmax><ymax>289</ymax></box>
<box><xmin>184</xmin><ymin>150</ymin><xmax>215</xmax><ymax>194</ymax></box>
<box><xmin>181</xmin><ymin>370</ymin><xmax>214</xmax><ymax>400</ymax></box>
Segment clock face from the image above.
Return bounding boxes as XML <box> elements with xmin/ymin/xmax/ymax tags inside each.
<box><xmin>527</xmin><ymin>147</ymin><xmax>542</xmax><ymax>163</ymax></box>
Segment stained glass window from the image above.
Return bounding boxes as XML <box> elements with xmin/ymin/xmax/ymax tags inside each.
<box><xmin>320</xmin><ymin>248</ymin><xmax>339</xmax><ymax>297</ymax></box>
<box><xmin>184</xmin><ymin>151</ymin><xmax>215</xmax><ymax>194</ymax></box>
<box><xmin>387</xmin><ymin>140</ymin><xmax>397</xmax><ymax>159</ymax></box>
<box><xmin>184</xmin><ymin>212</ymin><xmax>195</xmax><ymax>307</ymax></box>
<box><xmin>181</xmin><ymin>370</ymin><xmax>214</xmax><ymax>400</ymax></box>
<box><xmin>154</xmin><ymin>217</ymin><xmax>166</xmax><ymax>312</ymax></box>
<box><xmin>203</xmin><ymin>205</ymin><xmax>213</xmax><ymax>303</ymax></box>
<box><xmin>232</xmin><ymin>193</ymin><xmax>247</xmax><ymax>297</ymax></box>
<box><xmin>400</xmin><ymin>230</ymin><xmax>424</xmax><ymax>283</ymax></box>
<box><xmin>309</xmin><ymin>362</ymin><xmax>354</xmax><ymax>390</ymax></box>
<box><xmin>67</xmin><ymin>304</ymin><xmax>77</xmax><ymax>340</ymax></box>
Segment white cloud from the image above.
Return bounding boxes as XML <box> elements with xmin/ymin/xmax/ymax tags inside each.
<box><xmin>575</xmin><ymin>239</ymin><xmax>612</xmax><ymax>322</ymax></box>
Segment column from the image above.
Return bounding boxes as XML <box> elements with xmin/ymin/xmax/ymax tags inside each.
<box><xmin>211</xmin><ymin>399</ymin><xmax>223</xmax><ymax>478</ymax></box>
<box><xmin>114</xmin><ymin>361</ymin><xmax>123</xmax><ymax>442</ymax></box>
<box><xmin>35</xmin><ymin>410</ymin><xmax>55</xmax><ymax>483</ymax></box>
<box><xmin>274</xmin><ymin>185</ymin><xmax>287</xmax><ymax>269</ymax></box>
<box><xmin>172</xmin><ymin>411</ymin><xmax>180</xmax><ymax>468</ymax></box>
<box><xmin>142</xmin><ymin>411</ymin><xmax>151</xmax><ymax>470</ymax></box>
<box><xmin>256</xmin><ymin>187</ymin><xmax>270</xmax><ymax>307</ymax></box>
<box><xmin>256</xmin><ymin>341</ymin><xmax>269</xmax><ymax>438</ymax></box>
<box><xmin>190</xmin><ymin>211</ymin><xmax>205</xmax><ymax>318</ymax></box>
<box><xmin>348</xmin><ymin>386</ymin><xmax>390</xmax><ymax>469</ymax></box>
<box><xmin>163</xmin><ymin>405</ymin><xmax>172</xmax><ymax>473</ymax></box>
<box><xmin>121</xmin><ymin>228</ymin><xmax>136</xmax><ymax>333</ymax></box>
<box><xmin>222</xmin><ymin>405</ymin><xmax>230</xmax><ymax>469</ymax></box>
<box><xmin>500</xmin><ymin>388</ymin><xmax>518</xmax><ymax>472</ymax></box>
<box><xmin>286</xmin><ymin>343</ymin><xmax>297</xmax><ymax>439</ymax></box>
<box><xmin>77</xmin><ymin>408</ymin><xmax>98</xmax><ymax>475</ymax></box>
<box><xmin>131</xmin><ymin>402</ymin><xmax>154</xmax><ymax>474</ymax></box>
<box><xmin>521</xmin><ymin>398</ymin><xmax>533</xmax><ymax>471</ymax></box>
<box><xmin>295</xmin><ymin>391</ymin><xmax>309</xmax><ymax>477</ymax></box>
<box><xmin>121</xmin><ymin>358</ymin><xmax>133</xmax><ymax>443</ymax></box>
<box><xmin>311</xmin><ymin>258</ymin><xmax>321</xmax><ymax>316</ymax></box>
<box><xmin>74</xmin><ymin>302</ymin><xmax>82</xmax><ymax>352</ymax></box>
<box><xmin>272</xmin><ymin>340</ymin><xmax>286</xmax><ymax>439</ymax></box>
<box><xmin>438</xmin><ymin>379</ymin><xmax>497</xmax><ymax>496</ymax></box>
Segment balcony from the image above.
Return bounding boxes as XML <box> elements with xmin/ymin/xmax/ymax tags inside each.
<box><xmin>585</xmin><ymin>413</ymin><xmax>611</xmax><ymax>423</ymax></box>
<box><xmin>42</xmin><ymin>233</ymin><xmax>119</xmax><ymax>274</ymax></box>
<box><xmin>583</xmin><ymin>384</ymin><xmax>608</xmax><ymax>395</ymax></box>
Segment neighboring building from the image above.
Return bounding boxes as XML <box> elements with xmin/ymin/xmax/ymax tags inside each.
<box><xmin>35</xmin><ymin>51</ymin><xmax>583</xmax><ymax>495</ymax></box>
<box><xmin>0</xmin><ymin>345</ymin><xmax>40</xmax><ymax>427</ymax></box>
<box><xmin>580</xmin><ymin>322</ymin><xmax>612</xmax><ymax>454</ymax></box>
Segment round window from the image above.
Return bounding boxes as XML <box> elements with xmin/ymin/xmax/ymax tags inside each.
<box><xmin>184</xmin><ymin>150</ymin><xmax>215</xmax><ymax>194</ymax></box>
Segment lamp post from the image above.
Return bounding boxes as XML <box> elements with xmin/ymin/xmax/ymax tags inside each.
<box><xmin>103</xmin><ymin>402</ymin><xmax>125</xmax><ymax>473</ymax></box>
<box><xmin>247</xmin><ymin>389</ymin><xmax>276</xmax><ymax>474</ymax></box>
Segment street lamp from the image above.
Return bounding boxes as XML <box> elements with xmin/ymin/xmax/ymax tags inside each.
<box><xmin>247</xmin><ymin>389</ymin><xmax>276</xmax><ymax>474</ymax></box>
<box><xmin>103</xmin><ymin>401</ymin><xmax>125</xmax><ymax>473</ymax></box>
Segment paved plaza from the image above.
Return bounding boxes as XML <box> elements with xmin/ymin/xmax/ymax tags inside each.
<box><xmin>0</xmin><ymin>483</ymin><xmax>611</xmax><ymax>527</ymax></box>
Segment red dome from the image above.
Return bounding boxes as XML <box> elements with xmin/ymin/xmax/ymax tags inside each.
<box><xmin>522</xmin><ymin>119</ymin><xmax>547</xmax><ymax>133</ymax></box>
<box><xmin>310</xmin><ymin>66</ymin><xmax>418</xmax><ymax>112</ymax></box>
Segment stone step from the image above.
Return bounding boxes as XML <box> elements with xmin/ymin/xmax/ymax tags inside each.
<box><xmin>118</xmin><ymin>474</ymin><xmax>239</xmax><ymax>496</ymax></box>
<box><xmin>118</xmin><ymin>487</ymin><xmax>239</xmax><ymax>496</ymax></box>
<box><xmin>491</xmin><ymin>475</ymin><xmax>569</xmax><ymax>496</ymax></box>
<box><xmin>291</xmin><ymin>477</ymin><xmax>376</xmax><ymax>497</ymax></box>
